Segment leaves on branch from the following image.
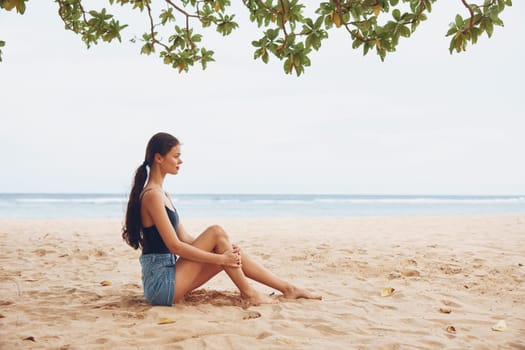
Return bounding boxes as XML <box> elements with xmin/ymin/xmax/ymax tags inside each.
<box><xmin>0</xmin><ymin>0</ymin><xmax>513</xmax><ymax>75</ymax></box>
<box><xmin>1</xmin><ymin>0</ymin><xmax>26</xmax><ymax>13</ymax></box>
<box><xmin>0</xmin><ymin>40</ymin><xmax>5</xmax><ymax>62</ymax></box>
<box><xmin>446</xmin><ymin>0</ymin><xmax>510</xmax><ymax>54</ymax></box>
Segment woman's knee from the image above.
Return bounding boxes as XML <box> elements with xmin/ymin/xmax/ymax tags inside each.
<box><xmin>208</xmin><ymin>224</ymin><xmax>229</xmax><ymax>241</ymax></box>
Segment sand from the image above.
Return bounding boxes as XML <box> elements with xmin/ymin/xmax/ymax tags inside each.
<box><xmin>0</xmin><ymin>215</ymin><xmax>524</xmax><ymax>349</ymax></box>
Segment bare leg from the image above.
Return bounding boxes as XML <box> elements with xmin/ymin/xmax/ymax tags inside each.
<box><xmin>174</xmin><ymin>225</ymin><xmax>277</xmax><ymax>305</ymax></box>
<box><xmin>240</xmin><ymin>251</ymin><xmax>322</xmax><ymax>300</ymax></box>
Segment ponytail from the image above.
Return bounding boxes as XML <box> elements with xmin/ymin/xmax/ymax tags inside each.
<box><xmin>122</xmin><ymin>163</ymin><xmax>148</xmax><ymax>249</ymax></box>
<box><xmin>122</xmin><ymin>132</ymin><xmax>180</xmax><ymax>250</ymax></box>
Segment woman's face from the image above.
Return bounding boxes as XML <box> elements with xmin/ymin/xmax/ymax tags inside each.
<box><xmin>160</xmin><ymin>144</ymin><xmax>183</xmax><ymax>175</ymax></box>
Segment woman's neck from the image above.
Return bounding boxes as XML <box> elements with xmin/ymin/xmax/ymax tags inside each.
<box><xmin>147</xmin><ymin>167</ymin><xmax>166</xmax><ymax>189</ymax></box>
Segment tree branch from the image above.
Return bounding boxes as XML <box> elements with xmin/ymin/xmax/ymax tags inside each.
<box><xmin>460</xmin><ymin>0</ymin><xmax>475</xmax><ymax>32</ymax></box>
<box><xmin>164</xmin><ymin>0</ymin><xmax>198</xmax><ymax>51</ymax></box>
<box><xmin>279</xmin><ymin>0</ymin><xmax>289</xmax><ymax>38</ymax></box>
<box><xmin>145</xmin><ymin>2</ymin><xmax>170</xmax><ymax>51</ymax></box>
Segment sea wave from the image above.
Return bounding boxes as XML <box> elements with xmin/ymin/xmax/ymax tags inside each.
<box><xmin>1</xmin><ymin>193</ymin><xmax>524</xmax><ymax>219</ymax></box>
<box><xmin>312</xmin><ymin>197</ymin><xmax>525</xmax><ymax>204</ymax></box>
<box><xmin>3</xmin><ymin>194</ymin><xmax>525</xmax><ymax>205</ymax></box>
<box><xmin>14</xmin><ymin>197</ymin><xmax>126</xmax><ymax>204</ymax></box>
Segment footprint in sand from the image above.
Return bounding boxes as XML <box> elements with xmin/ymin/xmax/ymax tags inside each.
<box><xmin>93</xmin><ymin>338</ymin><xmax>109</xmax><ymax>344</ymax></box>
<box><xmin>401</xmin><ymin>269</ymin><xmax>420</xmax><ymax>277</ymax></box>
<box><xmin>242</xmin><ymin>310</ymin><xmax>261</xmax><ymax>320</ymax></box>
<box><xmin>33</xmin><ymin>249</ymin><xmax>55</xmax><ymax>257</ymax></box>
<box><xmin>372</xmin><ymin>303</ymin><xmax>398</xmax><ymax>311</ymax></box>
<box><xmin>441</xmin><ymin>299</ymin><xmax>462</xmax><ymax>308</ymax></box>
<box><xmin>314</xmin><ymin>324</ymin><xmax>348</xmax><ymax>336</ymax></box>
<box><xmin>256</xmin><ymin>331</ymin><xmax>273</xmax><ymax>339</ymax></box>
<box><xmin>439</xmin><ymin>265</ymin><xmax>462</xmax><ymax>274</ymax></box>
<box><xmin>389</xmin><ymin>272</ymin><xmax>402</xmax><ymax>279</ymax></box>
<box><xmin>92</xmin><ymin>249</ymin><xmax>108</xmax><ymax>257</ymax></box>
<box><xmin>291</xmin><ymin>255</ymin><xmax>305</xmax><ymax>261</ymax></box>
<box><xmin>316</xmin><ymin>243</ymin><xmax>330</xmax><ymax>250</ymax></box>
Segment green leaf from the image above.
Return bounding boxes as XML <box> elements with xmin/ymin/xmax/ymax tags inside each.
<box><xmin>446</xmin><ymin>25</ymin><xmax>457</xmax><ymax>37</ymax></box>
<box><xmin>304</xmin><ymin>18</ymin><xmax>314</xmax><ymax>28</ymax></box>
<box><xmin>16</xmin><ymin>0</ymin><xmax>26</xmax><ymax>14</ymax></box>
<box><xmin>449</xmin><ymin>37</ymin><xmax>456</xmax><ymax>54</ymax></box>
<box><xmin>489</xmin><ymin>11</ymin><xmax>503</xmax><ymax>26</ymax></box>
<box><xmin>471</xmin><ymin>27</ymin><xmax>480</xmax><ymax>44</ymax></box>
<box><xmin>454</xmin><ymin>33</ymin><xmax>464</xmax><ymax>52</ymax></box>
<box><xmin>399</xmin><ymin>25</ymin><xmax>410</xmax><ymax>37</ymax></box>
<box><xmin>141</xmin><ymin>43</ymin><xmax>154</xmax><ymax>55</ymax></box>
<box><xmin>200</xmin><ymin>48</ymin><xmax>215</xmax><ymax>69</ymax></box>
<box><xmin>363</xmin><ymin>42</ymin><xmax>370</xmax><ymax>55</ymax></box>
<box><xmin>378</xmin><ymin>48</ymin><xmax>386</xmax><ymax>61</ymax></box>
<box><xmin>314</xmin><ymin>16</ymin><xmax>323</xmax><ymax>29</ymax></box>
<box><xmin>486</xmin><ymin>19</ymin><xmax>494</xmax><ymax>37</ymax></box>
<box><xmin>191</xmin><ymin>34</ymin><xmax>202</xmax><ymax>43</ymax></box>
<box><xmin>393</xmin><ymin>9</ymin><xmax>401</xmax><ymax>21</ymax></box>
<box><xmin>455</xmin><ymin>14</ymin><xmax>463</xmax><ymax>27</ymax></box>
<box><xmin>262</xmin><ymin>51</ymin><xmax>269</xmax><ymax>63</ymax></box>
<box><xmin>266</xmin><ymin>28</ymin><xmax>279</xmax><ymax>41</ymax></box>
<box><xmin>159</xmin><ymin>8</ymin><xmax>175</xmax><ymax>25</ymax></box>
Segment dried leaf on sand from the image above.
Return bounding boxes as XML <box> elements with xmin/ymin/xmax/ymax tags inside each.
<box><xmin>446</xmin><ymin>326</ymin><xmax>456</xmax><ymax>334</ymax></box>
<box><xmin>158</xmin><ymin>318</ymin><xmax>176</xmax><ymax>325</ymax></box>
<box><xmin>380</xmin><ymin>287</ymin><xmax>395</xmax><ymax>297</ymax></box>
<box><xmin>492</xmin><ymin>320</ymin><xmax>507</xmax><ymax>332</ymax></box>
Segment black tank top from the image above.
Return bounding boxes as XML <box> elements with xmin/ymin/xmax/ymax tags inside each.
<box><xmin>142</xmin><ymin>206</ymin><xmax>179</xmax><ymax>255</ymax></box>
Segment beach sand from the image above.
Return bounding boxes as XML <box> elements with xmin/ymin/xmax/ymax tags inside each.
<box><xmin>1</xmin><ymin>215</ymin><xmax>524</xmax><ymax>349</ymax></box>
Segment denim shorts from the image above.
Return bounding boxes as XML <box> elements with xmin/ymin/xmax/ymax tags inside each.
<box><xmin>139</xmin><ymin>253</ymin><xmax>177</xmax><ymax>306</ymax></box>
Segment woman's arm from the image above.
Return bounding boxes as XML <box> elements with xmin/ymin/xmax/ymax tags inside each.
<box><xmin>142</xmin><ymin>191</ymin><xmax>230</xmax><ymax>265</ymax></box>
<box><xmin>176</xmin><ymin>222</ymin><xmax>195</xmax><ymax>244</ymax></box>
<box><xmin>164</xmin><ymin>192</ymin><xmax>194</xmax><ymax>243</ymax></box>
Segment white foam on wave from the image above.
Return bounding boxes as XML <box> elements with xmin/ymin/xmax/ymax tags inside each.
<box><xmin>2</xmin><ymin>194</ymin><xmax>525</xmax><ymax>219</ymax></box>
<box><xmin>313</xmin><ymin>197</ymin><xmax>525</xmax><ymax>204</ymax></box>
<box><xmin>15</xmin><ymin>197</ymin><xmax>126</xmax><ymax>204</ymax></box>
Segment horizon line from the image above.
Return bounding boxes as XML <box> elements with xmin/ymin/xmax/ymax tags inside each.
<box><xmin>1</xmin><ymin>192</ymin><xmax>524</xmax><ymax>197</ymax></box>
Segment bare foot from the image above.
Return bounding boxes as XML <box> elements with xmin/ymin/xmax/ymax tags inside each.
<box><xmin>241</xmin><ymin>292</ymin><xmax>279</xmax><ymax>306</ymax></box>
<box><xmin>282</xmin><ymin>285</ymin><xmax>322</xmax><ymax>300</ymax></box>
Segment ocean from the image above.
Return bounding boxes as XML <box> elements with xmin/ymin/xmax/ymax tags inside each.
<box><xmin>1</xmin><ymin>193</ymin><xmax>524</xmax><ymax>219</ymax></box>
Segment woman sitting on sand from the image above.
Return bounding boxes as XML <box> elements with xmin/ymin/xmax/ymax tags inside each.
<box><xmin>122</xmin><ymin>132</ymin><xmax>321</xmax><ymax>306</ymax></box>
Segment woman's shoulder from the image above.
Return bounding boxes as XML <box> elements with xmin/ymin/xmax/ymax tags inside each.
<box><xmin>140</xmin><ymin>188</ymin><xmax>165</xmax><ymax>207</ymax></box>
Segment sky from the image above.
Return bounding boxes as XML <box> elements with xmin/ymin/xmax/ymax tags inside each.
<box><xmin>0</xmin><ymin>2</ymin><xmax>524</xmax><ymax>195</ymax></box>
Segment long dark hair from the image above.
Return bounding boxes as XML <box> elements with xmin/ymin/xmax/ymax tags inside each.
<box><xmin>122</xmin><ymin>132</ymin><xmax>180</xmax><ymax>249</ymax></box>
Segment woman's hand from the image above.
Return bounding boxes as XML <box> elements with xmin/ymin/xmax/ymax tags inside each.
<box><xmin>220</xmin><ymin>249</ymin><xmax>242</xmax><ymax>268</ymax></box>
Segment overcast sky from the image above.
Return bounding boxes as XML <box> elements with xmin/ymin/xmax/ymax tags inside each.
<box><xmin>0</xmin><ymin>2</ymin><xmax>523</xmax><ymax>195</ymax></box>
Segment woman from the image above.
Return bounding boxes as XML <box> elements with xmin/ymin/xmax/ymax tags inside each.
<box><xmin>122</xmin><ymin>132</ymin><xmax>321</xmax><ymax>306</ymax></box>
